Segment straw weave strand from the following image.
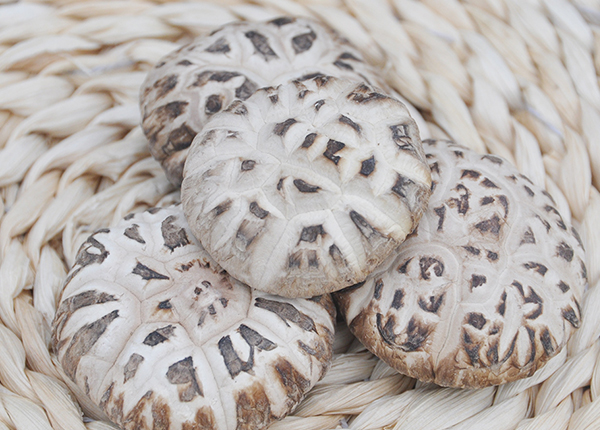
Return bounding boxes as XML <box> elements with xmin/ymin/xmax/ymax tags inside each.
<box><xmin>0</xmin><ymin>0</ymin><xmax>599</xmax><ymax>429</ymax></box>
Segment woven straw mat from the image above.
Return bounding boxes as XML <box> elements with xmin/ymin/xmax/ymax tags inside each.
<box><xmin>1</xmin><ymin>0</ymin><xmax>600</xmax><ymax>429</ymax></box>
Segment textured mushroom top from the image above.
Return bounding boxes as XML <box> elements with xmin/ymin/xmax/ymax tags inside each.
<box><xmin>335</xmin><ymin>140</ymin><xmax>587</xmax><ymax>388</ymax></box>
<box><xmin>140</xmin><ymin>16</ymin><xmax>425</xmax><ymax>185</ymax></box>
<box><xmin>52</xmin><ymin>206</ymin><xmax>335</xmax><ymax>430</ymax></box>
<box><xmin>181</xmin><ymin>77</ymin><xmax>431</xmax><ymax>298</ymax></box>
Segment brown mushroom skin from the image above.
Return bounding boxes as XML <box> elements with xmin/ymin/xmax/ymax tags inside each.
<box><xmin>335</xmin><ymin>140</ymin><xmax>586</xmax><ymax>388</ymax></box>
<box><xmin>52</xmin><ymin>206</ymin><xmax>335</xmax><ymax>430</ymax></box>
<box><xmin>181</xmin><ymin>77</ymin><xmax>431</xmax><ymax>299</ymax></box>
<box><xmin>140</xmin><ymin>17</ymin><xmax>427</xmax><ymax>185</ymax></box>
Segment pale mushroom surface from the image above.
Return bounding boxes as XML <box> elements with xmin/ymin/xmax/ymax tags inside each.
<box><xmin>140</xmin><ymin>16</ymin><xmax>426</xmax><ymax>185</ymax></box>
<box><xmin>181</xmin><ymin>77</ymin><xmax>432</xmax><ymax>298</ymax></box>
<box><xmin>52</xmin><ymin>206</ymin><xmax>335</xmax><ymax>430</ymax></box>
<box><xmin>335</xmin><ymin>140</ymin><xmax>587</xmax><ymax>388</ymax></box>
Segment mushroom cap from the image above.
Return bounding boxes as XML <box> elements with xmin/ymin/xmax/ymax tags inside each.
<box><xmin>52</xmin><ymin>206</ymin><xmax>335</xmax><ymax>430</ymax></box>
<box><xmin>139</xmin><ymin>16</ymin><xmax>424</xmax><ymax>185</ymax></box>
<box><xmin>334</xmin><ymin>139</ymin><xmax>587</xmax><ymax>388</ymax></box>
<box><xmin>181</xmin><ymin>76</ymin><xmax>432</xmax><ymax>298</ymax></box>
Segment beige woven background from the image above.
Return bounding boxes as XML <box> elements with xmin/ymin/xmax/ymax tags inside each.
<box><xmin>0</xmin><ymin>0</ymin><xmax>599</xmax><ymax>428</ymax></box>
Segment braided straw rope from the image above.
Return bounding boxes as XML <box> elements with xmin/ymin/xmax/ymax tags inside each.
<box><xmin>0</xmin><ymin>0</ymin><xmax>599</xmax><ymax>428</ymax></box>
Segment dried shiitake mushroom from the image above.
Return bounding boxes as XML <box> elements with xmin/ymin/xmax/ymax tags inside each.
<box><xmin>335</xmin><ymin>140</ymin><xmax>586</xmax><ymax>388</ymax></box>
<box><xmin>52</xmin><ymin>206</ymin><xmax>335</xmax><ymax>430</ymax></box>
<box><xmin>140</xmin><ymin>16</ymin><xmax>425</xmax><ymax>184</ymax></box>
<box><xmin>181</xmin><ymin>76</ymin><xmax>431</xmax><ymax>298</ymax></box>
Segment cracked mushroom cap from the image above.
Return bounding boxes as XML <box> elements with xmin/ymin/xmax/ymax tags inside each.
<box><xmin>334</xmin><ymin>140</ymin><xmax>587</xmax><ymax>388</ymax></box>
<box><xmin>140</xmin><ymin>16</ymin><xmax>424</xmax><ymax>185</ymax></box>
<box><xmin>181</xmin><ymin>76</ymin><xmax>432</xmax><ymax>298</ymax></box>
<box><xmin>52</xmin><ymin>206</ymin><xmax>335</xmax><ymax>430</ymax></box>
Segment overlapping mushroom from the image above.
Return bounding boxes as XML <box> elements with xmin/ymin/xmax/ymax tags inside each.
<box><xmin>53</xmin><ymin>207</ymin><xmax>335</xmax><ymax>430</ymax></box>
<box><xmin>140</xmin><ymin>16</ymin><xmax>426</xmax><ymax>185</ymax></box>
<box><xmin>334</xmin><ymin>140</ymin><xmax>586</xmax><ymax>388</ymax></box>
<box><xmin>181</xmin><ymin>77</ymin><xmax>431</xmax><ymax>298</ymax></box>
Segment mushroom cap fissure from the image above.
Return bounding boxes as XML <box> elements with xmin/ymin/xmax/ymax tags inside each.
<box><xmin>335</xmin><ymin>140</ymin><xmax>586</xmax><ymax>388</ymax></box>
<box><xmin>182</xmin><ymin>77</ymin><xmax>431</xmax><ymax>298</ymax></box>
<box><xmin>140</xmin><ymin>17</ymin><xmax>425</xmax><ymax>185</ymax></box>
<box><xmin>52</xmin><ymin>206</ymin><xmax>335</xmax><ymax>430</ymax></box>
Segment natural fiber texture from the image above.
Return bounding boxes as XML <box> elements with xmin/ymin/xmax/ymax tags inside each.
<box><xmin>0</xmin><ymin>0</ymin><xmax>599</xmax><ymax>429</ymax></box>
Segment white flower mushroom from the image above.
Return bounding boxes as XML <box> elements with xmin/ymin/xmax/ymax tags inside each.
<box><xmin>335</xmin><ymin>140</ymin><xmax>587</xmax><ymax>388</ymax></box>
<box><xmin>52</xmin><ymin>206</ymin><xmax>335</xmax><ymax>430</ymax></box>
<box><xmin>140</xmin><ymin>16</ymin><xmax>425</xmax><ymax>185</ymax></box>
<box><xmin>181</xmin><ymin>76</ymin><xmax>432</xmax><ymax>298</ymax></box>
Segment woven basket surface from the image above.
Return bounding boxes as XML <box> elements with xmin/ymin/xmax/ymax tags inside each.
<box><xmin>1</xmin><ymin>0</ymin><xmax>600</xmax><ymax>429</ymax></box>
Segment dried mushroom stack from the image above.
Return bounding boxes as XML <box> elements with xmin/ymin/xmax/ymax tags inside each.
<box><xmin>53</xmin><ymin>17</ymin><xmax>434</xmax><ymax>430</ymax></box>
<box><xmin>52</xmin><ymin>15</ymin><xmax>587</xmax><ymax>430</ymax></box>
<box><xmin>1</xmin><ymin>1</ymin><xmax>599</xmax><ymax>430</ymax></box>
